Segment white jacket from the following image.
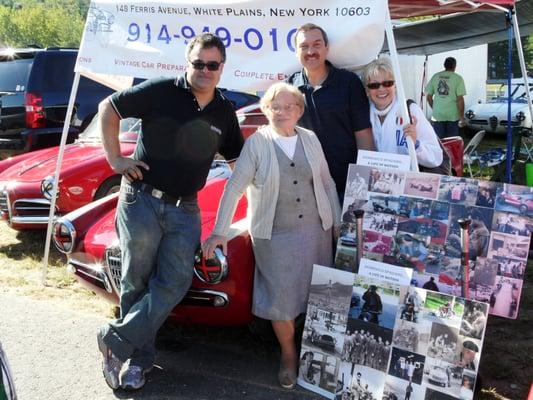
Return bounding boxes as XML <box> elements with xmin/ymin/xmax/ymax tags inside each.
<box><xmin>370</xmin><ymin>97</ymin><xmax>443</xmax><ymax>168</ymax></box>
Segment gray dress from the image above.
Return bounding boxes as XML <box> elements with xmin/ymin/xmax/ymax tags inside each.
<box><xmin>252</xmin><ymin>136</ymin><xmax>333</xmax><ymax>320</ymax></box>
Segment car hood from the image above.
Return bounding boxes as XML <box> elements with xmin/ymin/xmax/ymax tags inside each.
<box><xmin>81</xmin><ymin>177</ymin><xmax>248</xmax><ymax>250</ymax></box>
<box><xmin>0</xmin><ymin>142</ymin><xmax>132</xmax><ymax>182</ymax></box>
<box><xmin>469</xmin><ymin>101</ymin><xmax>529</xmax><ymax>116</ymax></box>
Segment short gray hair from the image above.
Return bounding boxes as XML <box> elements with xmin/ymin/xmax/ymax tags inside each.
<box><xmin>362</xmin><ymin>57</ymin><xmax>394</xmax><ymax>85</ymax></box>
<box><xmin>260</xmin><ymin>82</ymin><xmax>304</xmax><ymax>113</ymax></box>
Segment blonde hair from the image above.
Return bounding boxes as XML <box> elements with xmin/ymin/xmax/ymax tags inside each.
<box><xmin>260</xmin><ymin>82</ymin><xmax>305</xmax><ymax>114</ymax></box>
<box><xmin>363</xmin><ymin>57</ymin><xmax>395</xmax><ymax>85</ymax></box>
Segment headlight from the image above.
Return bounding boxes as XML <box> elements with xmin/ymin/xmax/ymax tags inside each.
<box><xmin>194</xmin><ymin>246</ymin><xmax>228</xmax><ymax>284</ymax></box>
<box><xmin>52</xmin><ymin>219</ymin><xmax>76</xmax><ymax>254</ymax></box>
<box><xmin>516</xmin><ymin>111</ymin><xmax>526</xmax><ymax>122</ymax></box>
<box><xmin>465</xmin><ymin>110</ymin><xmax>475</xmax><ymax>119</ymax></box>
<box><xmin>40</xmin><ymin>176</ymin><xmax>57</xmax><ymax>200</ymax></box>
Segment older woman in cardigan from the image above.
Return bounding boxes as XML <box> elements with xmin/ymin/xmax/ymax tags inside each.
<box><xmin>202</xmin><ymin>82</ymin><xmax>341</xmax><ymax>389</ymax></box>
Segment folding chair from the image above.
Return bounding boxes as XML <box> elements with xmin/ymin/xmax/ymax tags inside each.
<box><xmin>463</xmin><ymin>130</ymin><xmax>486</xmax><ymax>178</ymax></box>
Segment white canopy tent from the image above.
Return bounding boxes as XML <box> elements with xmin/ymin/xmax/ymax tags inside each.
<box><xmin>41</xmin><ymin>0</ymin><xmax>528</xmax><ymax>281</ymax></box>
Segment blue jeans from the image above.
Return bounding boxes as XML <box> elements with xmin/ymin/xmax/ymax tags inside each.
<box><xmin>101</xmin><ymin>180</ymin><xmax>201</xmax><ymax>369</ymax></box>
<box><xmin>432</xmin><ymin>121</ymin><xmax>459</xmax><ymax>139</ymax></box>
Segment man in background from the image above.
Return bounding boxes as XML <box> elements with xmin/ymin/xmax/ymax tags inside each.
<box><xmin>426</xmin><ymin>57</ymin><xmax>466</xmax><ymax>138</ymax></box>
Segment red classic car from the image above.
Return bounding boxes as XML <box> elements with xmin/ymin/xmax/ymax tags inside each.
<box><xmin>0</xmin><ymin>117</ymin><xmax>139</xmax><ymax>230</ymax></box>
<box><xmin>53</xmin><ymin>174</ymin><xmax>255</xmax><ymax>326</ymax></box>
<box><xmin>496</xmin><ymin>190</ymin><xmax>533</xmax><ymax>215</ymax></box>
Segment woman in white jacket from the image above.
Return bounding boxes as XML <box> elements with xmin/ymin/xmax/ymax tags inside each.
<box><xmin>363</xmin><ymin>57</ymin><xmax>443</xmax><ymax>168</ymax></box>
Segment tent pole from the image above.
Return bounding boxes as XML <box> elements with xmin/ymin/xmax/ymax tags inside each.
<box><xmin>41</xmin><ymin>72</ymin><xmax>81</xmax><ymax>285</ymax></box>
<box><xmin>511</xmin><ymin>8</ymin><xmax>533</xmax><ymax>136</ymax></box>
<box><xmin>384</xmin><ymin>6</ymin><xmax>419</xmax><ymax>172</ymax></box>
<box><xmin>506</xmin><ymin>11</ymin><xmax>513</xmax><ymax>183</ymax></box>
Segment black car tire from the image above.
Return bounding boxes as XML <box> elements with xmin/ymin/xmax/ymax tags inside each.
<box><xmin>94</xmin><ymin>175</ymin><xmax>121</xmax><ymax>200</ymax></box>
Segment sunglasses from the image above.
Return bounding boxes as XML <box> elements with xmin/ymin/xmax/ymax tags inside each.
<box><xmin>366</xmin><ymin>80</ymin><xmax>395</xmax><ymax>90</ymax></box>
<box><xmin>189</xmin><ymin>60</ymin><xmax>222</xmax><ymax>71</ymax></box>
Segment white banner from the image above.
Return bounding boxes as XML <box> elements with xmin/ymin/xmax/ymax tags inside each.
<box><xmin>76</xmin><ymin>0</ymin><xmax>387</xmax><ymax>91</ymax></box>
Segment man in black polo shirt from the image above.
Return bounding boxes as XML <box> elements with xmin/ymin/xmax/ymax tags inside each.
<box><xmin>287</xmin><ymin>23</ymin><xmax>375</xmax><ymax>200</ymax></box>
<box><xmin>96</xmin><ymin>33</ymin><xmax>243</xmax><ymax>390</ymax></box>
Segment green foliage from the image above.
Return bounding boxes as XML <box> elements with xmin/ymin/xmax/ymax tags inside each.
<box><xmin>0</xmin><ymin>0</ymin><xmax>88</xmax><ymax>48</ymax></box>
<box><xmin>488</xmin><ymin>35</ymin><xmax>533</xmax><ymax>79</ymax></box>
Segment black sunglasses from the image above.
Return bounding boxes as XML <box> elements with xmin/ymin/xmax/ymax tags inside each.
<box><xmin>189</xmin><ymin>60</ymin><xmax>222</xmax><ymax>71</ymax></box>
<box><xmin>366</xmin><ymin>80</ymin><xmax>395</xmax><ymax>90</ymax></box>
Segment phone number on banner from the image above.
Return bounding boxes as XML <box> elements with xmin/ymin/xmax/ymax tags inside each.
<box><xmin>127</xmin><ymin>24</ymin><xmax>300</xmax><ymax>52</ymax></box>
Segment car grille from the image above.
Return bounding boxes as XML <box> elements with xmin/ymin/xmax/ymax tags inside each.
<box><xmin>12</xmin><ymin>199</ymin><xmax>52</xmax><ymax>216</ymax></box>
<box><xmin>105</xmin><ymin>247</ymin><xmax>122</xmax><ymax>295</ymax></box>
<box><xmin>469</xmin><ymin>119</ymin><xmax>488</xmax><ymax>125</ymax></box>
<box><xmin>0</xmin><ymin>191</ymin><xmax>8</xmax><ymax>214</ymax></box>
<box><xmin>499</xmin><ymin>120</ymin><xmax>520</xmax><ymax>127</ymax></box>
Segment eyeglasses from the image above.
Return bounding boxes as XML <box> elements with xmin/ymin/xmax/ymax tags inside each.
<box><xmin>267</xmin><ymin>103</ymin><xmax>300</xmax><ymax>113</ymax></box>
<box><xmin>366</xmin><ymin>80</ymin><xmax>395</xmax><ymax>90</ymax></box>
<box><xmin>189</xmin><ymin>60</ymin><xmax>222</xmax><ymax>71</ymax></box>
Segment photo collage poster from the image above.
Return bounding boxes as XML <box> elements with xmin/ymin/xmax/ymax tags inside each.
<box><xmin>298</xmin><ymin>265</ymin><xmax>488</xmax><ymax>400</ymax></box>
<box><xmin>335</xmin><ymin>164</ymin><xmax>532</xmax><ymax>319</ymax></box>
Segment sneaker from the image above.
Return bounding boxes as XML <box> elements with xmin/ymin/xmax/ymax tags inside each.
<box><xmin>120</xmin><ymin>364</ymin><xmax>147</xmax><ymax>390</ymax></box>
<box><xmin>96</xmin><ymin>329</ymin><xmax>123</xmax><ymax>390</ymax></box>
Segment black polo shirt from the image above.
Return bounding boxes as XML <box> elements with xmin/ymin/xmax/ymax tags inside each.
<box><xmin>287</xmin><ymin>61</ymin><xmax>371</xmax><ymax>194</ymax></box>
<box><xmin>110</xmin><ymin>76</ymin><xmax>243</xmax><ymax>197</ymax></box>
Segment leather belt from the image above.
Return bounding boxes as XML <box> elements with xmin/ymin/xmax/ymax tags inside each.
<box><xmin>133</xmin><ymin>182</ymin><xmax>196</xmax><ymax>206</ymax></box>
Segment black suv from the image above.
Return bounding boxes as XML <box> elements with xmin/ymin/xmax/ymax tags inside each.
<box><xmin>0</xmin><ymin>48</ymin><xmax>115</xmax><ymax>157</ymax></box>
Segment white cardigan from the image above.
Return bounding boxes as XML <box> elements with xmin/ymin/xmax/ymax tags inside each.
<box><xmin>212</xmin><ymin>125</ymin><xmax>342</xmax><ymax>240</ymax></box>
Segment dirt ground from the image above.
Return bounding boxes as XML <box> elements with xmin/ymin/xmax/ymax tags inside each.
<box><xmin>0</xmin><ymin>226</ymin><xmax>531</xmax><ymax>399</ymax></box>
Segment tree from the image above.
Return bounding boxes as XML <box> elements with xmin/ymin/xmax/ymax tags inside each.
<box><xmin>488</xmin><ymin>35</ymin><xmax>533</xmax><ymax>79</ymax></box>
<box><xmin>0</xmin><ymin>0</ymin><xmax>88</xmax><ymax>48</ymax></box>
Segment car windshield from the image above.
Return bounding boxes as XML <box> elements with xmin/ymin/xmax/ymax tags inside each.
<box><xmin>78</xmin><ymin>116</ymin><xmax>140</xmax><ymax>143</ymax></box>
<box><xmin>489</xmin><ymin>96</ymin><xmax>529</xmax><ymax>104</ymax></box>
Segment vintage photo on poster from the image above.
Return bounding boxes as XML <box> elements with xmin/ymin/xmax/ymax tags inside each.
<box><xmin>388</xmin><ymin>347</ymin><xmax>426</xmax><ymax>384</ymax></box>
<box><xmin>437</xmin><ymin>176</ymin><xmax>478</xmax><ymax>205</ymax></box>
<box><xmin>363</xmin><ymin>231</ymin><xmax>393</xmax><ymax>256</ymax></box>
<box><xmin>426</xmin><ymin>322</ymin><xmax>460</xmax><ymax>364</ymax></box>
<box><xmin>334</xmin><ymin>245</ymin><xmax>358</xmax><ymax>273</ymax></box>
<box><xmin>298</xmin><ymin>345</ymin><xmax>341</xmax><ymax>398</ymax></box>
<box><xmin>403</xmin><ymin>172</ymin><xmax>440</xmax><ymax>199</ymax></box>
<box><xmin>392</xmin><ymin>317</ymin><xmax>431</xmax><ymax>355</ymax></box>
<box><xmin>305</xmin><ymin>266</ymin><xmax>353</xmax><ymax>358</ymax></box>
<box><xmin>390</xmin><ymin>232</ymin><xmax>432</xmax><ymax>272</ymax></box>
<box><xmin>488</xmin><ymin>276</ymin><xmax>522</xmax><ymax>319</ymax></box>
<box><xmin>487</xmin><ymin>232</ymin><xmax>529</xmax><ymax>261</ymax></box>
<box><xmin>421</xmin><ymin>292</ymin><xmax>464</xmax><ymax>327</ymax></box>
<box><xmin>368</xmin><ymin>168</ymin><xmax>406</xmax><ymax>195</ymax></box>
<box><xmin>494</xmin><ymin>183</ymin><xmax>533</xmax><ymax>215</ymax></box>
<box><xmin>493</xmin><ymin>256</ymin><xmax>526</xmax><ymax>279</ymax></box>
<box><xmin>459</xmin><ymin>300</ymin><xmax>488</xmax><ymax>340</ymax></box>
<box><xmin>384</xmin><ymin>375</ymin><xmax>425</xmax><ymax>400</ymax></box>
<box><xmin>343</xmin><ymin>318</ymin><xmax>393</xmax><ymax>373</ymax></box>
<box><xmin>363</xmin><ymin>212</ymin><xmax>398</xmax><ymax>236</ymax></box>
<box><xmin>336</xmin><ymin>363</ymin><xmax>387</xmax><ymax>400</ymax></box>
<box><xmin>422</xmin><ymin>357</ymin><xmax>462</xmax><ymax>396</ymax></box>
<box><xmin>472</xmin><ymin>257</ymin><xmax>497</xmax><ymax>292</ymax></box>
<box><xmin>363</xmin><ymin>194</ymin><xmax>411</xmax><ymax>218</ymax></box>
<box><xmin>396</xmin><ymin>286</ymin><xmax>427</xmax><ymax>326</ymax></box>
<box><xmin>351</xmin><ymin>276</ymin><xmax>401</xmax><ymax>329</ymax></box>
<box><xmin>491</xmin><ymin>211</ymin><xmax>532</xmax><ymax>236</ymax></box>
<box><xmin>397</xmin><ymin>216</ymin><xmax>448</xmax><ymax>246</ymax></box>
<box><xmin>454</xmin><ymin>336</ymin><xmax>481</xmax><ymax>373</ymax></box>
<box><xmin>407</xmin><ymin>198</ymin><xmax>433</xmax><ymax>219</ymax></box>
<box><xmin>345</xmin><ymin>165</ymin><xmax>372</xmax><ymax>202</ymax></box>
<box><xmin>476</xmin><ymin>180</ymin><xmax>501</xmax><ymax>208</ymax></box>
